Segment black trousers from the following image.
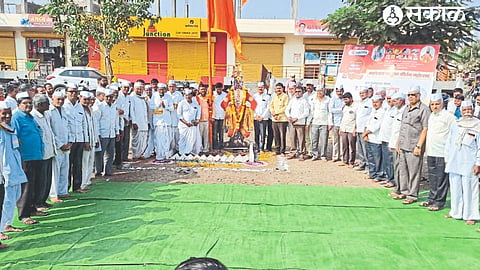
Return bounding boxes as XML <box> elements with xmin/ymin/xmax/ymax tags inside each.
<box><xmin>35</xmin><ymin>158</ymin><xmax>53</xmax><ymax>208</ymax></box>
<box><xmin>17</xmin><ymin>160</ymin><xmax>41</xmax><ymax>219</ymax></box>
<box><xmin>0</xmin><ymin>183</ymin><xmax>4</xmax><ymax>225</ymax></box>
<box><xmin>254</xmin><ymin>120</ymin><xmax>268</xmax><ymax>151</ymax></box>
<box><xmin>69</xmin><ymin>142</ymin><xmax>84</xmax><ymax>191</ymax></box>
<box><xmin>113</xmin><ymin>137</ymin><xmax>122</xmax><ymax>166</ymax></box>
<box><xmin>122</xmin><ymin>124</ymin><xmax>131</xmax><ymax>161</ymax></box>
<box><xmin>272</xmin><ymin>121</ymin><xmax>288</xmax><ymax>154</ymax></box>
<box><xmin>266</xmin><ymin>119</ymin><xmax>273</xmax><ymax>151</ymax></box>
<box><xmin>427</xmin><ymin>156</ymin><xmax>449</xmax><ymax>208</ymax></box>
<box><xmin>212</xmin><ymin>119</ymin><xmax>224</xmax><ymax>150</ymax></box>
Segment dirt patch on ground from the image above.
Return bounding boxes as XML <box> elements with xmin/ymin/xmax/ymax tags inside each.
<box><xmin>100</xmin><ymin>152</ymin><xmax>389</xmax><ymax>189</ymax></box>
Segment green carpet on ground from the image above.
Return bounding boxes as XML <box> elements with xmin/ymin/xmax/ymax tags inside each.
<box><xmin>1</xmin><ymin>181</ymin><xmax>479</xmax><ymax>269</ymax></box>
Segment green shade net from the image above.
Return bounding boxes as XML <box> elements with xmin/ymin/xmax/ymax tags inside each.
<box><xmin>1</xmin><ymin>181</ymin><xmax>479</xmax><ymax>270</ymax></box>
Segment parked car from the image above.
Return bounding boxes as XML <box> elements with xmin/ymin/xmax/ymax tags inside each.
<box><xmin>45</xmin><ymin>66</ymin><xmax>104</xmax><ymax>91</ymax></box>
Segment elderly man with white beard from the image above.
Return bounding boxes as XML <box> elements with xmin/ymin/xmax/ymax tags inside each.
<box><xmin>445</xmin><ymin>100</ymin><xmax>480</xmax><ymax>226</ymax></box>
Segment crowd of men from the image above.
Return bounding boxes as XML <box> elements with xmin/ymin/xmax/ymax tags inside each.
<box><xmin>260</xmin><ymin>79</ymin><xmax>480</xmax><ymax>232</ymax></box>
<box><xmin>1</xmin><ymin>76</ymin><xmax>480</xmax><ymax>249</ymax></box>
<box><xmin>0</xmin><ymin>77</ymin><xmax>232</xmax><ymax>248</ymax></box>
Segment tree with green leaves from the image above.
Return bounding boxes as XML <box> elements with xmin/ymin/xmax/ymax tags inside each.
<box><xmin>39</xmin><ymin>0</ymin><xmax>156</xmax><ymax>81</ymax></box>
<box><xmin>453</xmin><ymin>40</ymin><xmax>480</xmax><ymax>73</ymax></box>
<box><xmin>326</xmin><ymin>0</ymin><xmax>480</xmax><ymax>64</ymax></box>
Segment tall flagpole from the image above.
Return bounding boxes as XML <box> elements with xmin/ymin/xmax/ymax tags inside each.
<box><xmin>207</xmin><ymin>0</ymin><xmax>214</xmax><ymax>152</ymax></box>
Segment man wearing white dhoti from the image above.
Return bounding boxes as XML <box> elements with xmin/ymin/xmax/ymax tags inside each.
<box><xmin>177</xmin><ymin>89</ymin><xmax>201</xmax><ymax>155</ymax></box>
<box><xmin>445</xmin><ymin>100</ymin><xmax>480</xmax><ymax>226</ymax></box>
<box><xmin>166</xmin><ymin>80</ymin><xmax>184</xmax><ymax>154</ymax></box>
<box><xmin>152</xmin><ymin>84</ymin><xmax>173</xmax><ymax>161</ymax></box>
<box><xmin>129</xmin><ymin>82</ymin><xmax>149</xmax><ymax>159</ymax></box>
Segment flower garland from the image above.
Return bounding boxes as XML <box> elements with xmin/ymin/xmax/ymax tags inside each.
<box><xmin>229</xmin><ymin>87</ymin><xmax>248</xmax><ymax>131</ymax></box>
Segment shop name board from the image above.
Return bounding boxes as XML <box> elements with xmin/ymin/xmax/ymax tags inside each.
<box><xmin>383</xmin><ymin>5</ymin><xmax>467</xmax><ymax>26</ymax></box>
<box><xmin>20</xmin><ymin>14</ymin><xmax>54</xmax><ymax>28</ymax></box>
<box><xmin>130</xmin><ymin>18</ymin><xmax>200</xmax><ymax>38</ymax></box>
<box><xmin>294</xmin><ymin>20</ymin><xmax>332</xmax><ymax>36</ymax></box>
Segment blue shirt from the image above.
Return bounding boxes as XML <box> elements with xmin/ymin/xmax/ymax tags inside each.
<box><xmin>11</xmin><ymin>110</ymin><xmax>44</xmax><ymax>161</ymax></box>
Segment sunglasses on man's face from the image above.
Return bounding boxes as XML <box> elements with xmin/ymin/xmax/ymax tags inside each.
<box><xmin>407</xmin><ymin>93</ymin><xmax>418</xmax><ymax>97</ymax></box>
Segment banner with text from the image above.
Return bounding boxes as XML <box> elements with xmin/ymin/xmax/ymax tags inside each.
<box><xmin>294</xmin><ymin>20</ymin><xmax>332</xmax><ymax>36</ymax></box>
<box><xmin>129</xmin><ymin>18</ymin><xmax>200</xmax><ymax>38</ymax></box>
<box><xmin>335</xmin><ymin>44</ymin><xmax>440</xmax><ymax>100</ymax></box>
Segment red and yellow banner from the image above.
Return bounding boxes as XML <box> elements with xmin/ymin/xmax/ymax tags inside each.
<box><xmin>336</xmin><ymin>44</ymin><xmax>440</xmax><ymax>100</ymax></box>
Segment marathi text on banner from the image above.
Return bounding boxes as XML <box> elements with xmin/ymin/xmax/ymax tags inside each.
<box><xmin>335</xmin><ymin>44</ymin><xmax>440</xmax><ymax>100</ymax></box>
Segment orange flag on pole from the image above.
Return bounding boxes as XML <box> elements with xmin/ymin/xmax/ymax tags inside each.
<box><xmin>207</xmin><ymin>0</ymin><xmax>246</xmax><ymax>60</ymax></box>
<box><xmin>242</xmin><ymin>0</ymin><xmax>248</xmax><ymax>6</ymax></box>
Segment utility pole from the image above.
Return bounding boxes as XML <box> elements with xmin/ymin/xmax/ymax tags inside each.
<box><xmin>184</xmin><ymin>0</ymin><xmax>189</xmax><ymax>17</ymax></box>
<box><xmin>172</xmin><ymin>0</ymin><xmax>176</xmax><ymax>17</ymax></box>
<box><xmin>153</xmin><ymin>0</ymin><xmax>160</xmax><ymax>16</ymax></box>
<box><xmin>291</xmin><ymin>0</ymin><xmax>298</xmax><ymax>20</ymax></box>
<box><xmin>235</xmin><ymin>0</ymin><xmax>241</xmax><ymax>19</ymax></box>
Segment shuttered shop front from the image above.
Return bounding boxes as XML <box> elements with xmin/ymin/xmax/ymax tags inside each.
<box><xmin>167</xmin><ymin>38</ymin><xmax>214</xmax><ymax>81</ymax></box>
<box><xmin>107</xmin><ymin>39</ymin><xmax>147</xmax><ymax>75</ymax></box>
<box><xmin>0</xmin><ymin>33</ymin><xmax>16</xmax><ymax>70</ymax></box>
<box><xmin>238</xmin><ymin>37</ymin><xmax>284</xmax><ymax>83</ymax></box>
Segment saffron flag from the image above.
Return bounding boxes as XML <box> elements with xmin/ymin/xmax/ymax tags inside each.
<box><xmin>207</xmin><ymin>0</ymin><xmax>246</xmax><ymax>60</ymax></box>
<box><xmin>242</xmin><ymin>0</ymin><xmax>248</xmax><ymax>6</ymax></box>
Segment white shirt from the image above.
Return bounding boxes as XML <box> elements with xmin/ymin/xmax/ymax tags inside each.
<box><xmin>116</xmin><ymin>91</ymin><xmax>130</xmax><ymax>121</ymax></box>
<box><xmin>213</xmin><ymin>91</ymin><xmax>227</xmax><ymax>120</ymax></box>
<box><xmin>253</xmin><ymin>92</ymin><xmax>271</xmax><ymax>120</ymax></box>
<box><xmin>356</xmin><ymin>98</ymin><xmax>372</xmax><ymax>132</ymax></box>
<box><xmin>379</xmin><ymin>105</ymin><xmax>395</xmax><ymax>142</ymax></box>
<box><xmin>166</xmin><ymin>90</ymin><xmax>184</xmax><ymax>126</ymax></box>
<box><xmin>426</xmin><ymin>109</ymin><xmax>455</xmax><ymax>157</ymax></box>
<box><xmin>340</xmin><ymin>103</ymin><xmax>356</xmax><ymax>133</ymax></box>
<box><xmin>5</xmin><ymin>96</ymin><xmax>17</xmax><ymax>112</ymax></box>
<box><xmin>31</xmin><ymin>109</ymin><xmax>56</xmax><ymax>159</ymax></box>
<box><xmin>63</xmin><ymin>99</ymin><xmax>88</xmax><ymax>143</ymax></box>
<box><xmin>329</xmin><ymin>95</ymin><xmax>344</xmax><ymax>127</ymax></box>
<box><xmin>365</xmin><ymin>107</ymin><xmax>385</xmax><ymax>144</ymax></box>
<box><xmin>285</xmin><ymin>96</ymin><xmax>310</xmax><ymax>126</ymax></box>
<box><xmin>129</xmin><ymin>94</ymin><xmax>149</xmax><ymax>131</ymax></box>
<box><xmin>310</xmin><ymin>96</ymin><xmax>332</xmax><ymax>126</ymax></box>
<box><xmin>93</xmin><ymin>101</ymin><xmax>120</xmax><ymax>138</ymax></box>
<box><xmin>388</xmin><ymin>105</ymin><xmax>406</xmax><ymax>149</ymax></box>
<box><xmin>445</xmin><ymin>120</ymin><xmax>480</xmax><ymax>176</ymax></box>
<box><xmin>49</xmin><ymin>106</ymin><xmax>69</xmax><ymax>150</ymax></box>
<box><xmin>303</xmin><ymin>91</ymin><xmax>316</xmax><ymax>104</ymax></box>
<box><xmin>151</xmin><ymin>92</ymin><xmax>173</xmax><ymax>126</ymax></box>
<box><xmin>177</xmin><ymin>99</ymin><xmax>201</xmax><ymax>123</ymax></box>
<box><xmin>83</xmin><ymin>107</ymin><xmax>97</xmax><ymax>145</ymax></box>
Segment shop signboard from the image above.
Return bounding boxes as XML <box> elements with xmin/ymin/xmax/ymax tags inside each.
<box><xmin>294</xmin><ymin>20</ymin><xmax>332</xmax><ymax>36</ymax></box>
<box><xmin>130</xmin><ymin>18</ymin><xmax>200</xmax><ymax>38</ymax></box>
<box><xmin>20</xmin><ymin>14</ymin><xmax>54</xmax><ymax>28</ymax></box>
<box><xmin>335</xmin><ymin>44</ymin><xmax>440</xmax><ymax>100</ymax></box>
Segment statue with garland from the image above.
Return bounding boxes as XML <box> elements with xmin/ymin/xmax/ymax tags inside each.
<box><xmin>221</xmin><ymin>74</ymin><xmax>257</xmax><ymax>148</ymax></box>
